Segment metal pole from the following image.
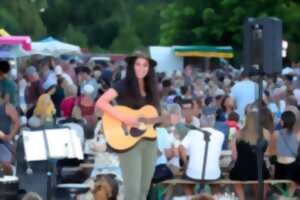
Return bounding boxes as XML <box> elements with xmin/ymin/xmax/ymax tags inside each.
<box><xmin>256</xmin><ymin>70</ymin><xmax>264</xmax><ymax>200</ymax></box>
<box><xmin>251</xmin><ymin>22</ymin><xmax>264</xmax><ymax>200</ymax></box>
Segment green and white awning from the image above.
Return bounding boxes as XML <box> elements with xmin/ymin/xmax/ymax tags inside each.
<box><xmin>173</xmin><ymin>45</ymin><xmax>234</xmax><ymax>58</ymax></box>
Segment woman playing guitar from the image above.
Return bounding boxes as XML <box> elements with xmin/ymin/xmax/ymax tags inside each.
<box><xmin>96</xmin><ymin>51</ymin><xmax>175</xmax><ymax>200</ymax></box>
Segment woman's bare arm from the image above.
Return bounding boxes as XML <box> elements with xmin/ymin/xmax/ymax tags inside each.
<box><xmin>96</xmin><ymin>88</ymin><xmax>138</xmax><ymax>127</ymax></box>
<box><xmin>5</xmin><ymin>104</ymin><xmax>19</xmax><ymax>141</ymax></box>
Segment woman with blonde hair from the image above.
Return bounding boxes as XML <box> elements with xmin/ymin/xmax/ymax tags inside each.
<box><xmin>229</xmin><ymin>110</ymin><xmax>270</xmax><ymax>200</ymax></box>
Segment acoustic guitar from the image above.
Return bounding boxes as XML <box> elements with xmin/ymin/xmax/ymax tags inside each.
<box><xmin>102</xmin><ymin>105</ymin><xmax>169</xmax><ymax>152</ymax></box>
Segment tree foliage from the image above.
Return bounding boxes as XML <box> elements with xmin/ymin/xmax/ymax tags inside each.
<box><xmin>0</xmin><ymin>0</ymin><xmax>47</xmax><ymax>39</ymax></box>
<box><xmin>63</xmin><ymin>24</ymin><xmax>88</xmax><ymax>47</ymax></box>
<box><xmin>160</xmin><ymin>0</ymin><xmax>300</xmax><ymax>61</ymax></box>
<box><xmin>1</xmin><ymin>0</ymin><xmax>300</xmax><ymax>59</ymax></box>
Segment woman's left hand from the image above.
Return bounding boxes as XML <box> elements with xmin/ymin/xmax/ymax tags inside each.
<box><xmin>169</xmin><ymin>114</ymin><xmax>180</xmax><ymax>125</ymax></box>
<box><xmin>0</xmin><ymin>131</ymin><xmax>6</xmax><ymax>139</ymax></box>
<box><xmin>0</xmin><ymin>131</ymin><xmax>10</xmax><ymax>142</ymax></box>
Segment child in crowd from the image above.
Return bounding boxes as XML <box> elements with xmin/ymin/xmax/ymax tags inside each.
<box><xmin>226</xmin><ymin>111</ymin><xmax>240</xmax><ymax>160</ymax></box>
<box><xmin>92</xmin><ymin>174</ymin><xmax>119</xmax><ymax>200</ymax></box>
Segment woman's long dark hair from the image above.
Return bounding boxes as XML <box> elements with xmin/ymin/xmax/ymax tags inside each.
<box><xmin>220</xmin><ymin>95</ymin><xmax>229</xmax><ymax>112</ymax></box>
<box><xmin>125</xmin><ymin>57</ymin><xmax>160</xmax><ymax>111</ymax></box>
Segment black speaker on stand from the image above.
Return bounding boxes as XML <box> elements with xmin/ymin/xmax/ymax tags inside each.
<box><xmin>243</xmin><ymin>17</ymin><xmax>282</xmax><ymax>200</ymax></box>
<box><xmin>243</xmin><ymin>17</ymin><xmax>282</xmax><ymax>75</ymax></box>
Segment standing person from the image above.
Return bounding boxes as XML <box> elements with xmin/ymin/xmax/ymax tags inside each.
<box><xmin>39</xmin><ymin>57</ymin><xmax>57</xmax><ymax>87</ymax></box>
<box><xmin>31</xmin><ymin>79</ymin><xmax>57</xmax><ymax>128</ymax></box>
<box><xmin>229</xmin><ymin>111</ymin><xmax>270</xmax><ymax>200</ymax></box>
<box><xmin>24</xmin><ymin>66</ymin><xmax>43</xmax><ymax>118</ymax></box>
<box><xmin>183</xmin><ymin>64</ymin><xmax>193</xmax><ymax>87</ymax></box>
<box><xmin>0</xmin><ymin>60</ymin><xmax>17</xmax><ymax>106</ymax></box>
<box><xmin>66</xmin><ymin>58</ymin><xmax>78</xmax><ymax>84</ymax></box>
<box><xmin>96</xmin><ymin>51</ymin><xmax>176</xmax><ymax>200</ymax></box>
<box><xmin>0</xmin><ymin>90</ymin><xmax>20</xmax><ymax>164</ymax></box>
<box><xmin>78</xmin><ymin>66</ymin><xmax>99</xmax><ymax>100</ymax></box>
<box><xmin>219</xmin><ymin>95</ymin><xmax>235</xmax><ymax>120</ymax></box>
<box><xmin>230</xmin><ymin>69</ymin><xmax>258</xmax><ymax>122</ymax></box>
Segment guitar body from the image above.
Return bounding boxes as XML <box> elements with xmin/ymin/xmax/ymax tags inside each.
<box><xmin>102</xmin><ymin>105</ymin><xmax>159</xmax><ymax>152</ymax></box>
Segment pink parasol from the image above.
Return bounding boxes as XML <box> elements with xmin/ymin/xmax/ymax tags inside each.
<box><xmin>0</xmin><ymin>36</ymin><xmax>32</xmax><ymax>51</ymax></box>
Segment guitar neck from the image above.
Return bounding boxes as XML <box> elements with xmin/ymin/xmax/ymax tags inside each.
<box><xmin>140</xmin><ymin>115</ymin><xmax>170</xmax><ymax>125</ymax></box>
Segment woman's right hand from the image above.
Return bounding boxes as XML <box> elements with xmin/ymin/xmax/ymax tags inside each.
<box><xmin>0</xmin><ymin>131</ymin><xmax>6</xmax><ymax>140</ymax></box>
<box><xmin>123</xmin><ymin>116</ymin><xmax>140</xmax><ymax>128</ymax></box>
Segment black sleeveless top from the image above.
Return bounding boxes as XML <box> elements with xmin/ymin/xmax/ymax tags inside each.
<box><xmin>113</xmin><ymin>80</ymin><xmax>154</xmax><ymax>109</ymax></box>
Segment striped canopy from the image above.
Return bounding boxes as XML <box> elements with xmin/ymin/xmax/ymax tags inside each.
<box><xmin>173</xmin><ymin>45</ymin><xmax>234</xmax><ymax>58</ymax></box>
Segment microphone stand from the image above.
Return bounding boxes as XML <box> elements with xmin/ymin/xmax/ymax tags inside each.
<box><xmin>185</xmin><ymin>125</ymin><xmax>211</xmax><ymax>188</ymax></box>
<box><xmin>256</xmin><ymin>70</ymin><xmax>264</xmax><ymax>200</ymax></box>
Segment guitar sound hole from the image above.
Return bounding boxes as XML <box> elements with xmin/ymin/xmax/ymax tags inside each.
<box><xmin>130</xmin><ymin>128</ymin><xmax>146</xmax><ymax>137</ymax></box>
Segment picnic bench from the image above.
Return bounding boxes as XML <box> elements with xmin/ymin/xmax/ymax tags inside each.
<box><xmin>150</xmin><ymin>178</ymin><xmax>295</xmax><ymax>200</ymax></box>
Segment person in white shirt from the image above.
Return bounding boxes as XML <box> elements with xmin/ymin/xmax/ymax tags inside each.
<box><xmin>152</xmin><ymin>127</ymin><xmax>174</xmax><ymax>183</ymax></box>
<box><xmin>230</xmin><ymin>70</ymin><xmax>258</xmax><ymax>122</ymax></box>
<box><xmin>152</xmin><ymin>104</ymin><xmax>182</xmax><ymax>199</ymax></box>
<box><xmin>293</xmin><ymin>78</ymin><xmax>300</xmax><ymax>106</ymax></box>
<box><xmin>153</xmin><ymin>103</ymin><xmax>183</xmax><ymax>184</ymax></box>
<box><xmin>179</xmin><ymin>111</ymin><xmax>224</xmax><ymax>195</ymax></box>
<box><xmin>54</xmin><ymin>65</ymin><xmax>75</xmax><ymax>86</ymax></box>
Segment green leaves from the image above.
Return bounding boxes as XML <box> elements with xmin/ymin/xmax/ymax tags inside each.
<box><xmin>1</xmin><ymin>0</ymin><xmax>300</xmax><ymax>58</ymax></box>
<box><xmin>0</xmin><ymin>0</ymin><xmax>47</xmax><ymax>39</ymax></box>
<box><xmin>110</xmin><ymin>26</ymin><xmax>142</xmax><ymax>53</ymax></box>
<box><xmin>0</xmin><ymin>8</ymin><xmax>19</xmax><ymax>33</ymax></box>
<box><xmin>63</xmin><ymin>24</ymin><xmax>88</xmax><ymax>47</ymax></box>
<box><xmin>202</xmin><ymin>8</ymin><xmax>217</xmax><ymax>24</ymax></box>
<box><xmin>160</xmin><ymin>0</ymin><xmax>300</xmax><ymax>61</ymax></box>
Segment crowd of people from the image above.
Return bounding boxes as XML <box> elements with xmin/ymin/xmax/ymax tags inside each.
<box><xmin>1</xmin><ymin>54</ymin><xmax>300</xmax><ymax>200</ymax></box>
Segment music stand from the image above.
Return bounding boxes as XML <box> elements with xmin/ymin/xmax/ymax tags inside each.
<box><xmin>22</xmin><ymin>127</ymin><xmax>84</xmax><ymax>200</ymax></box>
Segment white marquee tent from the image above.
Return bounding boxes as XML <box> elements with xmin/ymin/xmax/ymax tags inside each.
<box><xmin>30</xmin><ymin>37</ymin><xmax>81</xmax><ymax>57</ymax></box>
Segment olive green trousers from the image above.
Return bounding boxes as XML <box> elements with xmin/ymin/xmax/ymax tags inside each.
<box><xmin>118</xmin><ymin>139</ymin><xmax>157</xmax><ymax>200</ymax></box>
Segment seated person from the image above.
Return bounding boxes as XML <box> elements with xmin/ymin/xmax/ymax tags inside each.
<box><xmin>179</xmin><ymin>111</ymin><xmax>224</xmax><ymax>195</ymax></box>
<box><xmin>22</xmin><ymin>192</ymin><xmax>43</xmax><ymax>200</ymax></box>
<box><xmin>214</xmin><ymin>109</ymin><xmax>230</xmax><ymax>150</ymax></box>
<box><xmin>152</xmin><ymin>104</ymin><xmax>182</xmax><ymax>199</ymax></box>
<box><xmin>272</xmin><ymin>111</ymin><xmax>300</xmax><ymax>189</ymax></box>
<box><xmin>176</xmin><ymin>97</ymin><xmax>200</xmax><ymax>129</ymax></box>
<box><xmin>225</xmin><ymin>111</ymin><xmax>240</xmax><ymax>160</ymax></box>
<box><xmin>192</xmin><ymin>193</ymin><xmax>215</xmax><ymax>200</ymax></box>
<box><xmin>152</xmin><ymin>126</ymin><xmax>174</xmax><ymax>184</ymax></box>
<box><xmin>173</xmin><ymin>97</ymin><xmax>200</xmax><ymax>141</ymax></box>
<box><xmin>152</xmin><ymin>104</ymin><xmax>181</xmax><ymax>183</ymax></box>
<box><xmin>92</xmin><ymin>174</ymin><xmax>119</xmax><ymax>200</ymax></box>
<box><xmin>226</xmin><ymin>111</ymin><xmax>240</xmax><ymax>136</ymax></box>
